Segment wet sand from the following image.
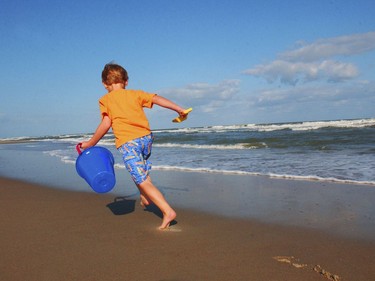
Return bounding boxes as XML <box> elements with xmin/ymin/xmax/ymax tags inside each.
<box><xmin>1</xmin><ymin>176</ymin><xmax>375</xmax><ymax>281</ymax></box>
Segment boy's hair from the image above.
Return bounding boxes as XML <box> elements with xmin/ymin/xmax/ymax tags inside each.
<box><xmin>102</xmin><ymin>63</ymin><xmax>129</xmax><ymax>85</ymax></box>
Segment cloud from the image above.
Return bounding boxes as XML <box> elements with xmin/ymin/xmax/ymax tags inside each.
<box><xmin>159</xmin><ymin>79</ymin><xmax>241</xmax><ymax>112</ymax></box>
<box><xmin>244</xmin><ymin>60</ymin><xmax>359</xmax><ymax>85</ymax></box>
<box><xmin>250</xmin><ymin>80</ymin><xmax>375</xmax><ymax>108</ymax></box>
<box><xmin>243</xmin><ymin>31</ymin><xmax>375</xmax><ymax>85</ymax></box>
<box><xmin>280</xmin><ymin>31</ymin><xmax>375</xmax><ymax>62</ymax></box>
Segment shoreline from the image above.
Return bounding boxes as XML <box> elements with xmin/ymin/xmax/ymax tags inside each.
<box><xmin>1</xmin><ymin>176</ymin><xmax>375</xmax><ymax>280</ymax></box>
<box><xmin>152</xmin><ymin>166</ymin><xmax>375</xmax><ymax>187</ymax></box>
<box><xmin>153</xmin><ymin>169</ymin><xmax>375</xmax><ymax>242</ymax></box>
<box><xmin>1</xmin><ymin>145</ymin><xmax>375</xmax><ymax>242</ymax></box>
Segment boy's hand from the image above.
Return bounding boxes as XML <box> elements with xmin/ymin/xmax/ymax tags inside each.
<box><xmin>173</xmin><ymin>108</ymin><xmax>193</xmax><ymax>123</ymax></box>
<box><xmin>178</xmin><ymin>109</ymin><xmax>188</xmax><ymax>116</ymax></box>
<box><xmin>80</xmin><ymin>141</ymin><xmax>91</xmax><ymax>150</ymax></box>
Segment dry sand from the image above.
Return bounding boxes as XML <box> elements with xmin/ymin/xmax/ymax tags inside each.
<box><xmin>1</xmin><ymin>177</ymin><xmax>375</xmax><ymax>281</ymax></box>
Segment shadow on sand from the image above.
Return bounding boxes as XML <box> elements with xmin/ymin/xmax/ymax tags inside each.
<box><xmin>106</xmin><ymin>196</ymin><xmax>136</xmax><ymax>215</ymax></box>
<box><xmin>106</xmin><ymin>196</ymin><xmax>177</xmax><ymax>226</ymax></box>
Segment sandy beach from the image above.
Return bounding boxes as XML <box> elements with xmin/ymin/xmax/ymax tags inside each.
<box><xmin>1</xmin><ymin>176</ymin><xmax>375</xmax><ymax>281</ymax></box>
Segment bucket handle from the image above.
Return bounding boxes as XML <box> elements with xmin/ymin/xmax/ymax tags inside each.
<box><xmin>76</xmin><ymin>143</ymin><xmax>82</xmax><ymax>155</ymax></box>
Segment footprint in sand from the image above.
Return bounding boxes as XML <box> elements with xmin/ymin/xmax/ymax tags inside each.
<box><xmin>273</xmin><ymin>256</ymin><xmax>340</xmax><ymax>281</ymax></box>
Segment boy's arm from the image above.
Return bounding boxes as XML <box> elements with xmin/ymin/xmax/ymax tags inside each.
<box><xmin>152</xmin><ymin>95</ymin><xmax>186</xmax><ymax>115</ymax></box>
<box><xmin>80</xmin><ymin>115</ymin><xmax>111</xmax><ymax>149</ymax></box>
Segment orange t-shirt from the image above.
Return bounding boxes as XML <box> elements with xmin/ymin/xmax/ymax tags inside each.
<box><xmin>99</xmin><ymin>89</ymin><xmax>156</xmax><ymax>148</ymax></box>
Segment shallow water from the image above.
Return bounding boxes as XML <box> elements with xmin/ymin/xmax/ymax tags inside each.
<box><xmin>2</xmin><ymin>118</ymin><xmax>374</xmax><ymax>186</ymax></box>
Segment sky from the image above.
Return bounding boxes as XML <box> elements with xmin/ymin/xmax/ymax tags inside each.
<box><xmin>1</xmin><ymin>0</ymin><xmax>375</xmax><ymax>138</ymax></box>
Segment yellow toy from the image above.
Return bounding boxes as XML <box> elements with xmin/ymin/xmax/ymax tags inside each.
<box><xmin>172</xmin><ymin>108</ymin><xmax>193</xmax><ymax>123</ymax></box>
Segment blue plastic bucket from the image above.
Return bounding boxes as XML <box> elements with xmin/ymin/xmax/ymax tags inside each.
<box><xmin>75</xmin><ymin>144</ymin><xmax>116</xmax><ymax>193</ymax></box>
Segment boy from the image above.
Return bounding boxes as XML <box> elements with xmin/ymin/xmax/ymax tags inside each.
<box><xmin>80</xmin><ymin>63</ymin><xmax>189</xmax><ymax>230</ymax></box>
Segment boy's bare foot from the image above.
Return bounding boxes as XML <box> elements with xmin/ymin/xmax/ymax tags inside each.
<box><xmin>159</xmin><ymin>209</ymin><xmax>177</xmax><ymax>230</ymax></box>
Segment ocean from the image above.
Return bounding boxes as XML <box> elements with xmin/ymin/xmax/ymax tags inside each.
<box><xmin>1</xmin><ymin>118</ymin><xmax>374</xmax><ymax>186</ymax></box>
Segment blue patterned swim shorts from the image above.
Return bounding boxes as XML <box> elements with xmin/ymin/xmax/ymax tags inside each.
<box><xmin>117</xmin><ymin>134</ymin><xmax>154</xmax><ymax>185</ymax></box>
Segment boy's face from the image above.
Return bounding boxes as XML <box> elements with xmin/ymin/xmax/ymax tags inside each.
<box><xmin>103</xmin><ymin>83</ymin><xmax>111</xmax><ymax>91</ymax></box>
<box><xmin>102</xmin><ymin>81</ymin><xmax>128</xmax><ymax>92</ymax></box>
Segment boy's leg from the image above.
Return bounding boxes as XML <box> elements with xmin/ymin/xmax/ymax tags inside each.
<box><xmin>140</xmin><ymin>192</ymin><xmax>151</xmax><ymax>208</ymax></box>
<box><xmin>139</xmin><ymin>177</ymin><xmax>153</xmax><ymax>207</ymax></box>
<box><xmin>137</xmin><ymin>176</ymin><xmax>176</xmax><ymax>229</ymax></box>
<box><xmin>118</xmin><ymin>135</ymin><xmax>175</xmax><ymax>229</ymax></box>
